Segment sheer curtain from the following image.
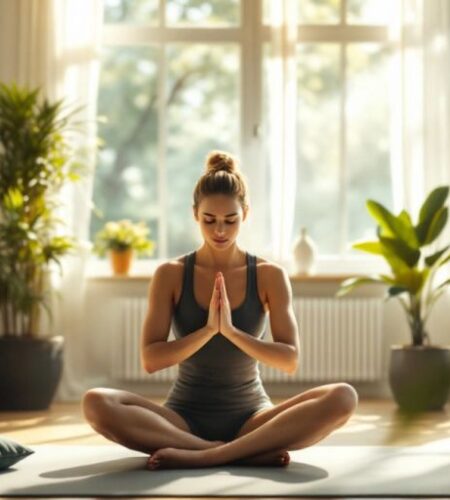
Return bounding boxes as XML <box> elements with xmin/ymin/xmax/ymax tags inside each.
<box><xmin>393</xmin><ymin>1</ymin><xmax>449</xmax><ymax>214</ymax></box>
<box><xmin>394</xmin><ymin>0</ymin><xmax>450</xmax><ymax>272</ymax></box>
<box><xmin>266</xmin><ymin>0</ymin><xmax>298</xmax><ymax>265</ymax></box>
<box><xmin>0</xmin><ymin>0</ymin><xmax>103</xmax><ymax>401</ymax></box>
<box><xmin>266</xmin><ymin>0</ymin><xmax>450</xmax><ymax>267</ymax></box>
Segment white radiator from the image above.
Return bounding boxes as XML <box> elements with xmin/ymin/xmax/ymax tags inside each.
<box><xmin>111</xmin><ymin>297</ymin><xmax>383</xmax><ymax>382</ymax></box>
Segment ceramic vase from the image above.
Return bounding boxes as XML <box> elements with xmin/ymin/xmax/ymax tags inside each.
<box><xmin>293</xmin><ymin>227</ymin><xmax>317</xmax><ymax>275</ymax></box>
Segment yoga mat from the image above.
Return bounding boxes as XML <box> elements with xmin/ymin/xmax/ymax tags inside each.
<box><xmin>1</xmin><ymin>442</ymin><xmax>450</xmax><ymax>497</ymax></box>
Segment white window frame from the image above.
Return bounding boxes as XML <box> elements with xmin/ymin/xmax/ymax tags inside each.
<box><xmin>95</xmin><ymin>0</ymin><xmax>399</xmax><ymax>275</ymax></box>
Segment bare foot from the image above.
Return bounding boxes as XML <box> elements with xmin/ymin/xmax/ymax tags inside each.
<box><xmin>146</xmin><ymin>447</ymin><xmax>213</xmax><ymax>470</ymax></box>
<box><xmin>146</xmin><ymin>447</ymin><xmax>290</xmax><ymax>470</ymax></box>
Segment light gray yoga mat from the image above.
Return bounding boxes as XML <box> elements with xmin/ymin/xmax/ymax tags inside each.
<box><xmin>2</xmin><ymin>442</ymin><xmax>450</xmax><ymax>497</ymax></box>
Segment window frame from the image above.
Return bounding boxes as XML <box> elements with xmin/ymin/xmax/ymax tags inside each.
<box><xmin>96</xmin><ymin>0</ymin><xmax>400</xmax><ymax>273</ymax></box>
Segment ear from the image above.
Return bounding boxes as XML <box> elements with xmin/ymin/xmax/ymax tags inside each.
<box><xmin>242</xmin><ymin>207</ymin><xmax>249</xmax><ymax>222</ymax></box>
<box><xmin>193</xmin><ymin>205</ymin><xmax>199</xmax><ymax>221</ymax></box>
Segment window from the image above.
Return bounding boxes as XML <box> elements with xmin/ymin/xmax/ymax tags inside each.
<box><xmin>92</xmin><ymin>0</ymin><xmax>400</xmax><ymax>264</ymax></box>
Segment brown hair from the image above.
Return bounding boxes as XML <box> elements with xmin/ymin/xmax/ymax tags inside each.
<box><xmin>193</xmin><ymin>150</ymin><xmax>249</xmax><ymax>213</ymax></box>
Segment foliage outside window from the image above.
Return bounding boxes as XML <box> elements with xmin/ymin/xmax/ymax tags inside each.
<box><xmin>92</xmin><ymin>0</ymin><xmax>398</xmax><ymax>261</ymax></box>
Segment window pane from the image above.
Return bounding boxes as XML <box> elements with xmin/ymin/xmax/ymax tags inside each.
<box><xmin>91</xmin><ymin>46</ymin><xmax>159</xmax><ymax>250</ymax></box>
<box><xmin>166</xmin><ymin>0</ymin><xmax>240</xmax><ymax>26</ymax></box>
<box><xmin>104</xmin><ymin>0</ymin><xmax>159</xmax><ymax>25</ymax></box>
<box><xmin>347</xmin><ymin>44</ymin><xmax>393</xmax><ymax>248</ymax></box>
<box><xmin>295</xmin><ymin>44</ymin><xmax>341</xmax><ymax>254</ymax></box>
<box><xmin>347</xmin><ymin>0</ymin><xmax>400</xmax><ymax>25</ymax></box>
<box><xmin>166</xmin><ymin>44</ymin><xmax>240</xmax><ymax>257</ymax></box>
<box><xmin>263</xmin><ymin>0</ymin><xmax>341</xmax><ymax>24</ymax></box>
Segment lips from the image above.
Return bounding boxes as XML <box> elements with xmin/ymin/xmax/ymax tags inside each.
<box><xmin>213</xmin><ymin>238</ymin><xmax>228</xmax><ymax>243</ymax></box>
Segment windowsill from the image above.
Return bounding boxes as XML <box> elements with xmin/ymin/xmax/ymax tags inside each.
<box><xmin>86</xmin><ymin>255</ymin><xmax>390</xmax><ymax>282</ymax></box>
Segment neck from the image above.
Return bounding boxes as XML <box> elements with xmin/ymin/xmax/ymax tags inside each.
<box><xmin>196</xmin><ymin>243</ymin><xmax>246</xmax><ymax>271</ymax></box>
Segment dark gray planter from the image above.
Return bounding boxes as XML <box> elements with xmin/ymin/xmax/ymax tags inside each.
<box><xmin>389</xmin><ymin>345</ymin><xmax>450</xmax><ymax>412</ymax></box>
<box><xmin>0</xmin><ymin>336</ymin><xmax>64</xmax><ymax>411</ymax></box>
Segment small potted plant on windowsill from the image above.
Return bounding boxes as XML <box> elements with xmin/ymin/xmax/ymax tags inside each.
<box><xmin>0</xmin><ymin>83</ymin><xmax>92</xmax><ymax>410</ymax></box>
<box><xmin>336</xmin><ymin>185</ymin><xmax>450</xmax><ymax>413</ymax></box>
<box><xmin>93</xmin><ymin>219</ymin><xmax>155</xmax><ymax>275</ymax></box>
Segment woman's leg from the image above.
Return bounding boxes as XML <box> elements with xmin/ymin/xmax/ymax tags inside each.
<box><xmin>147</xmin><ymin>383</ymin><xmax>358</xmax><ymax>469</ymax></box>
<box><xmin>81</xmin><ymin>388</ymin><xmax>222</xmax><ymax>454</ymax></box>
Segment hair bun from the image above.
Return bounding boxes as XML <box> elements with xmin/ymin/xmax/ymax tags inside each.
<box><xmin>205</xmin><ymin>150</ymin><xmax>237</xmax><ymax>174</ymax></box>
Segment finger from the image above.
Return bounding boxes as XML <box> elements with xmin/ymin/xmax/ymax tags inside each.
<box><xmin>219</xmin><ymin>276</ymin><xmax>227</xmax><ymax>297</ymax></box>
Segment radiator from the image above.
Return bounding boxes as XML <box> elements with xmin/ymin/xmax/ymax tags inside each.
<box><xmin>111</xmin><ymin>297</ymin><xmax>383</xmax><ymax>382</ymax></box>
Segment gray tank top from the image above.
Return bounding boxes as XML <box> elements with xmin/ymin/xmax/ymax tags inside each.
<box><xmin>164</xmin><ymin>250</ymin><xmax>272</xmax><ymax>412</ymax></box>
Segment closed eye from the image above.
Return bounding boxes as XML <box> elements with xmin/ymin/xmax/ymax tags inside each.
<box><xmin>204</xmin><ymin>220</ymin><xmax>236</xmax><ymax>224</ymax></box>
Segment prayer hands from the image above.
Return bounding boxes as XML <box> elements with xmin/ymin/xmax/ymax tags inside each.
<box><xmin>206</xmin><ymin>274</ymin><xmax>221</xmax><ymax>335</ymax></box>
<box><xmin>217</xmin><ymin>272</ymin><xmax>234</xmax><ymax>337</ymax></box>
<box><xmin>207</xmin><ymin>273</ymin><xmax>235</xmax><ymax>338</ymax></box>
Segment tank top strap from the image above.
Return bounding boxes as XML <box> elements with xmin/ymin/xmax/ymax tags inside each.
<box><xmin>180</xmin><ymin>251</ymin><xmax>196</xmax><ymax>306</ymax></box>
<box><xmin>247</xmin><ymin>252</ymin><xmax>257</xmax><ymax>299</ymax></box>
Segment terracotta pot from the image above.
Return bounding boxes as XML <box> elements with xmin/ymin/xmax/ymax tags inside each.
<box><xmin>109</xmin><ymin>248</ymin><xmax>134</xmax><ymax>275</ymax></box>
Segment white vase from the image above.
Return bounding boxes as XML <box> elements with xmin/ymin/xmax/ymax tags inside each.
<box><xmin>293</xmin><ymin>227</ymin><xmax>317</xmax><ymax>275</ymax></box>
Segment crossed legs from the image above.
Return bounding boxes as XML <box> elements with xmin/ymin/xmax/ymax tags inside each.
<box><xmin>147</xmin><ymin>382</ymin><xmax>359</xmax><ymax>469</ymax></box>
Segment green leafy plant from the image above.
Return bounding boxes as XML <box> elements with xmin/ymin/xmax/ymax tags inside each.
<box><xmin>0</xmin><ymin>83</ymin><xmax>92</xmax><ymax>337</ymax></box>
<box><xmin>336</xmin><ymin>186</ymin><xmax>450</xmax><ymax>346</ymax></box>
<box><xmin>93</xmin><ymin>219</ymin><xmax>155</xmax><ymax>257</ymax></box>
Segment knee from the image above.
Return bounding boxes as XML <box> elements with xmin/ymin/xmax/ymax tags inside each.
<box><xmin>81</xmin><ymin>388</ymin><xmax>114</xmax><ymax>426</ymax></box>
<box><xmin>324</xmin><ymin>383</ymin><xmax>359</xmax><ymax>418</ymax></box>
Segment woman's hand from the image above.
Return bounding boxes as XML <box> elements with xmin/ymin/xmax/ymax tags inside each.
<box><xmin>218</xmin><ymin>273</ymin><xmax>234</xmax><ymax>337</ymax></box>
<box><xmin>206</xmin><ymin>273</ymin><xmax>221</xmax><ymax>336</ymax></box>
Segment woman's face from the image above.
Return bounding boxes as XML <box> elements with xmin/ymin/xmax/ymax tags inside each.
<box><xmin>194</xmin><ymin>194</ymin><xmax>247</xmax><ymax>249</ymax></box>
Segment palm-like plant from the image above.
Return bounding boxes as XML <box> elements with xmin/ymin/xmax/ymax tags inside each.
<box><xmin>336</xmin><ymin>186</ymin><xmax>450</xmax><ymax>346</ymax></box>
<box><xmin>0</xmin><ymin>83</ymin><xmax>89</xmax><ymax>337</ymax></box>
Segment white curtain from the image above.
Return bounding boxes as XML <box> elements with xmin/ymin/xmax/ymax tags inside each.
<box><xmin>266</xmin><ymin>0</ymin><xmax>450</xmax><ymax>266</ymax></box>
<box><xmin>393</xmin><ymin>1</ymin><xmax>449</xmax><ymax>217</ymax></box>
<box><xmin>0</xmin><ymin>0</ymin><xmax>103</xmax><ymax>401</ymax></box>
<box><xmin>266</xmin><ymin>0</ymin><xmax>298</xmax><ymax>265</ymax></box>
<box><xmin>393</xmin><ymin>0</ymin><xmax>450</xmax><ymax>272</ymax></box>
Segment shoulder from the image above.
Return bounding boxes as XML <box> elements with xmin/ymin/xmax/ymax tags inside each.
<box><xmin>255</xmin><ymin>256</ymin><xmax>289</xmax><ymax>282</ymax></box>
<box><xmin>151</xmin><ymin>255</ymin><xmax>186</xmax><ymax>283</ymax></box>
<box><xmin>254</xmin><ymin>256</ymin><xmax>292</xmax><ymax>307</ymax></box>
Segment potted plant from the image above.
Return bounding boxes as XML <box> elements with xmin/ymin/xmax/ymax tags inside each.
<box><xmin>0</xmin><ymin>83</ymin><xmax>91</xmax><ymax>410</ymax></box>
<box><xmin>93</xmin><ymin>219</ymin><xmax>155</xmax><ymax>275</ymax></box>
<box><xmin>336</xmin><ymin>186</ymin><xmax>450</xmax><ymax>412</ymax></box>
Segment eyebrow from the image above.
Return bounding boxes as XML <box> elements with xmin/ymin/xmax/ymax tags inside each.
<box><xmin>202</xmin><ymin>212</ymin><xmax>238</xmax><ymax>217</ymax></box>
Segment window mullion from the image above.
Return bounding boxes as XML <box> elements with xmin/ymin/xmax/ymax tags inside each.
<box><xmin>339</xmin><ymin>42</ymin><xmax>348</xmax><ymax>256</ymax></box>
<box><xmin>159</xmin><ymin>0</ymin><xmax>165</xmax><ymax>26</ymax></box>
<box><xmin>157</xmin><ymin>42</ymin><xmax>168</xmax><ymax>258</ymax></box>
<box><xmin>240</xmin><ymin>0</ymin><xmax>265</xmax><ymax>250</ymax></box>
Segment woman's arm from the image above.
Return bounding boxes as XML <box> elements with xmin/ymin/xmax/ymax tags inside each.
<box><xmin>140</xmin><ymin>263</ymin><xmax>219</xmax><ymax>373</ymax></box>
<box><xmin>220</xmin><ymin>265</ymin><xmax>300</xmax><ymax>374</ymax></box>
<box><xmin>144</xmin><ymin>326</ymin><xmax>214</xmax><ymax>373</ymax></box>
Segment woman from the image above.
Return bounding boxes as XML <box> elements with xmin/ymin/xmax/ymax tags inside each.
<box><xmin>82</xmin><ymin>150</ymin><xmax>358</xmax><ymax>470</ymax></box>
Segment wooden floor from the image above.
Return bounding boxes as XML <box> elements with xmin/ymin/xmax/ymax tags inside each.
<box><xmin>1</xmin><ymin>396</ymin><xmax>449</xmax><ymax>499</ymax></box>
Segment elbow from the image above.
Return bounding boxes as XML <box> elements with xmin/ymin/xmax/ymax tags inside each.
<box><xmin>142</xmin><ymin>359</ymin><xmax>154</xmax><ymax>374</ymax></box>
<box><xmin>141</xmin><ymin>351</ymin><xmax>157</xmax><ymax>374</ymax></box>
<box><xmin>286</xmin><ymin>350</ymin><xmax>299</xmax><ymax>375</ymax></box>
<box><xmin>285</xmin><ymin>362</ymin><xmax>298</xmax><ymax>375</ymax></box>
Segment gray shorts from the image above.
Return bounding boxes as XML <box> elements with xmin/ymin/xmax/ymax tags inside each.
<box><xmin>164</xmin><ymin>401</ymin><xmax>273</xmax><ymax>442</ymax></box>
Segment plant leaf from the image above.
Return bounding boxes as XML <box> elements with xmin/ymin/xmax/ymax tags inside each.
<box><xmin>351</xmin><ymin>241</ymin><xmax>384</xmax><ymax>255</ymax></box>
<box><xmin>424</xmin><ymin>245</ymin><xmax>450</xmax><ymax>266</ymax></box>
<box><xmin>424</xmin><ymin>207</ymin><xmax>448</xmax><ymax>245</ymax></box>
<box><xmin>379</xmin><ymin>236</ymin><xmax>421</xmax><ymax>267</ymax></box>
<box><xmin>416</xmin><ymin>185</ymin><xmax>449</xmax><ymax>244</ymax></box>
<box><xmin>335</xmin><ymin>276</ymin><xmax>384</xmax><ymax>298</ymax></box>
<box><xmin>367</xmin><ymin>200</ymin><xmax>419</xmax><ymax>248</ymax></box>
